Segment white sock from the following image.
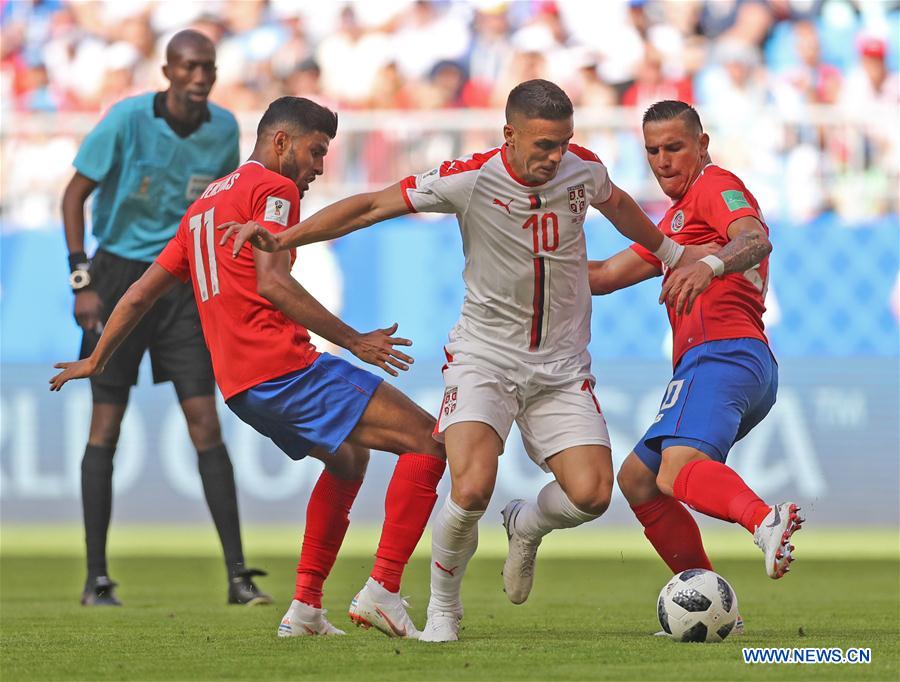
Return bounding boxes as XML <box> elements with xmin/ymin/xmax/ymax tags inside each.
<box><xmin>428</xmin><ymin>497</ymin><xmax>484</xmax><ymax>612</ymax></box>
<box><xmin>513</xmin><ymin>480</ymin><xmax>599</xmax><ymax>544</ymax></box>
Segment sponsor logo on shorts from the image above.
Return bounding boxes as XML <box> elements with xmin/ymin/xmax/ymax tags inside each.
<box><xmin>441</xmin><ymin>385</ymin><xmax>458</xmax><ymax>417</ymax></box>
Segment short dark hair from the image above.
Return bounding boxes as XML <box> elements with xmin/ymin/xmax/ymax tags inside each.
<box><xmin>642</xmin><ymin>100</ymin><xmax>703</xmax><ymax>134</ymax></box>
<box><xmin>505</xmin><ymin>79</ymin><xmax>573</xmax><ymax>122</ymax></box>
<box><xmin>256</xmin><ymin>97</ymin><xmax>338</xmax><ymax>139</ymax></box>
<box><xmin>166</xmin><ymin>29</ymin><xmax>215</xmax><ymax>64</ymax></box>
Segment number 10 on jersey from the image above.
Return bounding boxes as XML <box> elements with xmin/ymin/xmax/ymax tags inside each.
<box><xmin>189</xmin><ymin>207</ymin><xmax>220</xmax><ymax>302</ymax></box>
<box><xmin>523</xmin><ymin>212</ymin><xmax>559</xmax><ymax>254</ymax></box>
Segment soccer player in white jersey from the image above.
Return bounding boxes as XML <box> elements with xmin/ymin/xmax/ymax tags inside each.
<box><xmin>219</xmin><ymin>80</ymin><xmax>704</xmax><ymax>642</ymax></box>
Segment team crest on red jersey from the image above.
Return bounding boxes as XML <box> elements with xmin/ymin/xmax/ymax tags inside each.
<box><xmin>670</xmin><ymin>210</ymin><xmax>685</xmax><ymax>233</ymax></box>
<box><xmin>567</xmin><ymin>184</ymin><xmax>586</xmax><ymax>215</ymax></box>
<box><xmin>441</xmin><ymin>385</ymin><xmax>458</xmax><ymax>416</ymax></box>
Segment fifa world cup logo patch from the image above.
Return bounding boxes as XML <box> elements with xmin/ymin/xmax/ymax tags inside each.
<box><xmin>441</xmin><ymin>385</ymin><xmax>458</xmax><ymax>416</ymax></box>
<box><xmin>567</xmin><ymin>184</ymin><xmax>586</xmax><ymax>215</ymax></box>
<box><xmin>264</xmin><ymin>196</ymin><xmax>291</xmax><ymax>226</ymax></box>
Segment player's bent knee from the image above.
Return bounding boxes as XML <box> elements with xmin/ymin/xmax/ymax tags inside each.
<box><xmin>404</xmin><ymin>426</ymin><xmax>445</xmax><ymax>459</ymax></box>
<box><xmin>617</xmin><ymin>454</ymin><xmax>661</xmax><ymax>505</ymax></box>
<box><xmin>569</xmin><ymin>482</ymin><xmax>612</xmax><ymax>517</ymax></box>
<box><xmin>655</xmin><ymin>473</ymin><xmax>676</xmax><ymax>498</ymax></box>
<box><xmin>451</xmin><ymin>483</ymin><xmax>492</xmax><ymax>511</ymax></box>
<box><xmin>331</xmin><ymin>445</ymin><xmax>370</xmax><ymax>480</ymax></box>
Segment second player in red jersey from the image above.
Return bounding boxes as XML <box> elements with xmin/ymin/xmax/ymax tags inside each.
<box><xmin>590</xmin><ymin>102</ymin><xmax>803</xmax><ymax>617</ymax></box>
<box><xmin>51</xmin><ymin>97</ymin><xmax>447</xmax><ymax>640</ymax></box>
<box><xmin>157</xmin><ymin>160</ymin><xmax>318</xmax><ymax>399</ymax></box>
<box><xmin>630</xmin><ymin>164</ymin><xmax>769</xmax><ymax>365</ymax></box>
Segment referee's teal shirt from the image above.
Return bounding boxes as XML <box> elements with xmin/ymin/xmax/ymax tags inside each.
<box><xmin>74</xmin><ymin>92</ymin><xmax>240</xmax><ymax>262</ymax></box>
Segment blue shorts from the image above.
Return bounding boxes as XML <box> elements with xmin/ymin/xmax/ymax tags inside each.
<box><xmin>634</xmin><ymin>339</ymin><xmax>777</xmax><ymax>473</ymax></box>
<box><xmin>226</xmin><ymin>353</ymin><xmax>383</xmax><ymax>460</ymax></box>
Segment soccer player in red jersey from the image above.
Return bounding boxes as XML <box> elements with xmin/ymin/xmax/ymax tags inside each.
<box><xmin>589</xmin><ymin>101</ymin><xmax>804</xmax><ymax>624</ymax></box>
<box><xmin>50</xmin><ymin>97</ymin><xmax>445</xmax><ymax>639</ymax></box>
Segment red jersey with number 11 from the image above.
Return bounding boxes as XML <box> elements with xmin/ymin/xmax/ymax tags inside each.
<box><xmin>631</xmin><ymin>164</ymin><xmax>770</xmax><ymax>367</ymax></box>
<box><xmin>156</xmin><ymin>161</ymin><xmax>319</xmax><ymax>399</ymax></box>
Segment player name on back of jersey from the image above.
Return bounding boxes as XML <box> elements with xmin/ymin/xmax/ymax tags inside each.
<box><xmin>200</xmin><ymin>172</ymin><xmax>241</xmax><ymax>200</ymax></box>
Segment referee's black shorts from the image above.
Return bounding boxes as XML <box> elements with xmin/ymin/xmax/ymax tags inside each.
<box><xmin>80</xmin><ymin>249</ymin><xmax>215</xmax><ymax>405</ymax></box>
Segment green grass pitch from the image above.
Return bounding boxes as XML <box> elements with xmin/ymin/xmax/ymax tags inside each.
<box><xmin>2</xmin><ymin>525</ymin><xmax>897</xmax><ymax>681</ymax></box>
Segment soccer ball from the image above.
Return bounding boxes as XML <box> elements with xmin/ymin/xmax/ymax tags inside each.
<box><xmin>657</xmin><ymin>569</ymin><xmax>739</xmax><ymax>642</ymax></box>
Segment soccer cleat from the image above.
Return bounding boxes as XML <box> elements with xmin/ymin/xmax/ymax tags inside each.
<box><xmin>501</xmin><ymin>499</ymin><xmax>540</xmax><ymax>604</ymax></box>
<box><xmin>81</xmin><ymin>576</ymin><xmax>122</xmax><ymax>606</ymax></box>
<box><xmin>753</xmin><ymin>503</ymin><xmax>804</xmax><ymax>579</ymax></box>
<box><xmin>228</xmin><ymin>568</ymin><xmax>274</xmax><ymax>606</ymax></box>
<box><xmin>419</xmin><ymin>605</ymin><xmax>463</xmax><ymax>643</ymax></box>
<box><xmin>348</xmin><ymin>577</ymin><xmax>420</xmax><ymax>639</ymax></box>
<box><xmin>277</xmin><ymin>600</ymin><xmax>345</xmax><ymax>637</ymax></box>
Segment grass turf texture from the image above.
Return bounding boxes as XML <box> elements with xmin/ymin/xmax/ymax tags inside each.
<box><xmin>2</xmin><ymin>526</ymin><xmax>898</xmax><ymax>681</ymax></box>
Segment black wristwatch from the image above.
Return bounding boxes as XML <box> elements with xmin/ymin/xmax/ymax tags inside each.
<box><xmin>69</xmin><ymin>251</ymin><xmax>92</xmax><ymax>292</ymax></box>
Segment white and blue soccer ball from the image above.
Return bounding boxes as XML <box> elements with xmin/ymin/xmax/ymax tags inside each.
<box><xmin>657</xmin><ymin>569</ymin><xmax>739</xmax><ymax>642</ymax></box>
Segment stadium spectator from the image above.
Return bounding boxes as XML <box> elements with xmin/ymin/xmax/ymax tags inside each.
<box><xmin>1</xmin><ymin>0</ymin><xmax>897</xmax><ymax>224</ymax></box>
<box><xmin>621</xmin><ymin>44</ymin><xmax>694</xmax><ymax>111</ymax></box>
<box><xmin>315</xmin><ymin>6</ymin><xmax>392</xmax><ymax>107</ymax></box>
<box><xmin>60</xmin><ymin>29</ymin><xmax>268</xmax><ymax>608</ymax></box>
<box><xmin>840</xmin><ymin>36</ymin><xmax>899</xmax><ymax>114</ymax></box>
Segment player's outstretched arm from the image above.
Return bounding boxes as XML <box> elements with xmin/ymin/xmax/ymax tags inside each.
<box><xmin>594</xmin><ymin>183</ymin><xmax>695</xmax><ymax>270</ymax></box>
<box><xmin>589</xmin><ymin>248</ymin><xmax>662</xmax><ymax>295</ymax></box>
<box><xmin>660</xmin><ymin>216</ymin><xmax>771</xmax><ymax>315</ymax></box>
<box><xmin>254</xmin><ymin>248</ymin><xmax>413</xmax><ymax>377</ymax></box>
<box><xmin>49</xmin><ymin>264</ymin><xmax>179</xmax><ymax>391</ymax></box>
<box><xmin>219</xmin><ymin>183</ymin><xmax>411</xmax><ymax>257</ymax></box>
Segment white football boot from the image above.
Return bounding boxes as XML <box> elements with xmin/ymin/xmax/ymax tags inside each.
<box><xmin>348</xmin><ymin>577</ymin><xmax>420</xmax><ymax>639</ymax></box>
<box><xmin>419</xmin><ymin>605</ymin><xmax>463</xmax><ymax>643</ymax></box>
<box><xmin>277</xmin><ymin>600</ymin><xmax>345</xmax><ymax>637</ymax></box>
<box><xmin>753</xmin><ymin>503</ymin><xmax>804</xmax><ymax>579</ymax></box>
<box><xmin>501</xmin><ymin>499</ymin><xmax>540</xmax><ymax>604</ymax></box>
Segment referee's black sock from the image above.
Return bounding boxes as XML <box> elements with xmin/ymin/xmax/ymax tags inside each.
<box><xmin>81</xmin><ymin>444</ymin><xmax>116</xmax><ymax>580</ymax></box>
<box><xmin>197</xmin><ymin>444</ymin><xmax>246</xmax><ymax>579</ymax></box>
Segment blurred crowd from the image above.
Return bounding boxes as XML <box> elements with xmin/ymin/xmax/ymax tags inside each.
<box><xmin>1</xmin><ymin>0</ymin><xmax>898</xmax><ymax>226</ymax></box>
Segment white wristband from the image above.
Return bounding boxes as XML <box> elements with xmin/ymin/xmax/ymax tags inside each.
<box><xmin>653</xmin><ymin>235</ymin><xmax>685</xmax><ymax>269</ymax></box>
<box><xmin>699</xmin><ymin>254</ymin><xmax>725</xmax><ymax>277</ymax></box>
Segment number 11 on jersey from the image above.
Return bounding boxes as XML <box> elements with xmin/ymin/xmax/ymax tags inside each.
<box><xmin>189</xmin><ymin>207</ymin><xmax>220</xmax><ymax>302</ymax></box>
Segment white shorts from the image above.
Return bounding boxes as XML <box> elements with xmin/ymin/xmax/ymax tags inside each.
<box><xmin>434</xmin><ymin>341</ymin><xmax>611</xmax><ymax>472</ymax></box>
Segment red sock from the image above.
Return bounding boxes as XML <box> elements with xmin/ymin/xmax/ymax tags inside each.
<box><xmin>371</xmin><ymin>453</ymin><xmax>446</xmax><ymax>593</ymax></box>
<box><xmin>294</xmin><ymin>470</ymin><xmax>362</xmax><ymax>608</ymax></box>
<box><xmin>631</xmin><ymin>494</ymin><xmax>713</xmax><ymax>573</ymax></box>
<box><xmin>672</xmin><ymin>460</ymin><xmax>771</xmax><ymax>533</ymax></box>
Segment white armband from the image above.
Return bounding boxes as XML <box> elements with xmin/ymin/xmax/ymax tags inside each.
<box><xmin>652</xmin><ymin>235</ymin><xmax>685</xmax><ymax>269</ymax></box>
<box><xmin>699</xmin><ymin>254</ymin><xmax>725</xmax><ymax>277</ymax></box>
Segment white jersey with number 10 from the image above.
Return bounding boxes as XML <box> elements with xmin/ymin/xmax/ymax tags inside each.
<box><xmin>400</xmin><ymin>144</ymin><xmax>612</xmax><ymax>361</ymax></box>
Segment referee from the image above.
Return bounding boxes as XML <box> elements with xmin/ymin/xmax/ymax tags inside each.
<box><xmin>61</xmin><ymin>29</ymin><xmax>270</xmax><ymax>607</ymax></box>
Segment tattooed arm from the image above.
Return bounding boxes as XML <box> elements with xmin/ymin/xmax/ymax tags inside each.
<box><xmin>659</xmin><ymin>216</ymin><xmax>771</xmax><ymax>315</ymax></box>
<box><xmin>714</xmin><ymin>217</ymin><xmax>772</xmax><ymax>274</ymax></box>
